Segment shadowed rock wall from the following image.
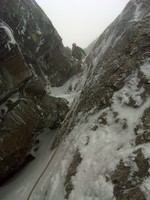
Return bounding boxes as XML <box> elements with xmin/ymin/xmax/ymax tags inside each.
<box><xmin>0</xmin><ymin>0</ymin><xmax>72</xmax><ymax>183</ymax></box>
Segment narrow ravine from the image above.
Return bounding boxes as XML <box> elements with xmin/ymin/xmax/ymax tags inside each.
<box><xmin>0</xmin><ymin>130</ymin><xmax>56</xmax><ymax>200</ymax></box>
<box><xmin>0</xmin><ymin>73</ymin><xmax>83</xmax><ymax>200</ymax></box>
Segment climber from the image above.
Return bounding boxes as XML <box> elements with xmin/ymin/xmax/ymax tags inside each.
<box><xmin>72</xmin><ymin>43</ymin><xmax>86</xmax><ymax>61</ymax></box>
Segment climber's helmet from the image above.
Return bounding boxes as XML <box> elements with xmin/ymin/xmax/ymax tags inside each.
<box><xmin>72</xmin><ymin>43</ymin><xmax>76</xmax><ymax>47</ymax></box>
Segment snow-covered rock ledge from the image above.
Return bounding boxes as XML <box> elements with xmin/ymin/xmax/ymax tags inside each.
<box><xmin>0</xmin><ymin>0</ymin><xmax>150</xmax><ymax>200</ymax></box>
<box><xmin>41</xmin><ymin>0</ymin><xmax>150</xmax><ymax>199</ymax></box>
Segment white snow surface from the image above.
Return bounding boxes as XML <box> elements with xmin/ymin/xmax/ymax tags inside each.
<box><xmin>26</xmin><ymin>69</ymin><xmax>150</xmax><ymax>200</ymax></box>
<box><xmin>91</xmin><ymin>30</ymin><xmax>115</xmax><ymax>70</ymax></box>
<box><xmin>51</xmin><ymin>72</ymin><xmax>87</xmax><ymax>106</ymax></box>
<box><xmin>0</xmin><ymin>130</ymin><xmax>56</xmax><ymax>200</ymax></box>
<box><xmin>140</xmin><ymin>61</ymin><xmax>150</xmax><ymax>80</ymax></box>
<box><xmin>141</xmin><ymin>173</ymin><xmax>150</xmax><ymax>200</ymax></box>
<box><xmin>0</xmin><ymin>22</ymin><xmax>16</xmax><ymax>50</ymax></box>
<box><xmin>51</xmin><ymin>76</ymin><xmax>77</xmax><ymax>106</ymax></box>
<box><xmin>1</xmin><ymin>62</ymin><xmax>150</xmax><ymax>199</ymax></box>
<box><xmin>131</xmin><ymin>0</ymin><xmax>143</xmax><ymax>22</ymax></box>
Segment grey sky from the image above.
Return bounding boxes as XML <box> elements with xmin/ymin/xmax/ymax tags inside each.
<box><xmin>35</xmin><ymin>0</ymin><xmax>129</xmax><ymax>48</ymax></box>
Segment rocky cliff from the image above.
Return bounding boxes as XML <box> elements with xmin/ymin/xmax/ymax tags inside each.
<box><xmin>52</xmin><ymin>0</ymin><xmax>150</xmax><ymax>199</ymax></box>
<box><xmin>0</xmin><ymin>0</ymin><xmax>74</xmax><ymax>87</ymax></box>
<box><xmin>1</xmin><ymin>0</ymin><xmax>150</xmax><ymax>199</ymax></box>
<box><xmin>0</xmin><ymin>0</ymin><xmax>74</xmax><ymax>183</ymax></box>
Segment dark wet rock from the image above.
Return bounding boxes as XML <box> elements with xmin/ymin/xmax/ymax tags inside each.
<box><xmin>72</xmin><ymin>0</ymin><xmax>150</xmax><ymax>114</ymax></box>
<box><xmin>91</xmin><ymin>125</ymin><xmax>98</xmax><ymax>131</ymax></box>
<box><xmin>35</xmin><ymin>94</ymin><xmax>69</xmax><ymax>129</ymax></box>
<box><xmin>0</xmin><ymin>0</ymin><xmax>71</xmax><ymax>183</ymax></box>
<box><xmin>135</xmin><ymin>107</ymin><xmax>150</xmax><ymax>145</ymax></box>
<box><xmin>65</xmin><ymin>150</ymin><xmax>82</xmax><ymax>199</ymax></box>
<box><xmin>0</xmin><ymin>99</ymin><xmax>38</xmax><ymax>183</ymax></box>
<box><xmin>1</xmin><ymin>1</ymin><xmax>150</xmax><ymax>197</ymax></box>
<box><xmin>0</xmin><ymin>24</ymin><xmax>29</xmax><ymax>90</ymax></box>
<box><xmin>0</xmin><ymin>93</ymin><xmax>69</xmax><ymax>183</ymax></box>
<box><xmin>97</xmin><ymin>112</ymin><xmax>108</xmax><ymax>125</ymax></box>
<box><xmin>0</xmin><ymin>0</ymin><xmax>74</xmax><ymax>87</ymax></box>
<box><xmin>24</xmin><ymin>76</ymin><xmax>47</xmax><ymax>97</ymax></box>
<box><xmin>111</xmin><ymin>149</ymin><xmax>149</xmax><ymax>200</ymax></box>
<box><xmin>55</xmin><ymin>0</ymin><xmax>150</xmax><ymax>199</ymax></box>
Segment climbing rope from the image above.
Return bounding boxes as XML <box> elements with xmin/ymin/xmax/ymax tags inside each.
<box><xmin>27</xmin><ymin>149</ymin><xmax>57</xmax><ymax>200</ymax></box>
<box><xmin>27</xmin><ymin>98</ymin><xmax>79</xmax><ymax>199</ymax></box>
<box><xmin>27</xmin><ymin>128</ymin><xmax>77</xmax><ymax>200</ymax></box>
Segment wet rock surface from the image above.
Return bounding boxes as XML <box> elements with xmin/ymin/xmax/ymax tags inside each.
<box><xmin>0</xmin><ymin>94</ymin><xmax>69</xmax><ymax>183</ymax></box>
<box><xmin>0</xmin><ymin>0</ymin><xmax>74</xmax><ymax>87</ymax></box>
<box><xmin>57</xmin><ymin>0</ymin><xmax>150</xmax><ymax>198</ymax></box>
<box><xmin>111</xmin><ymin>149</ymin><xmax>149</xmax><ymax>200</ymax></box>
<box><xmin>65</xmin><ymin>150</ymin><xmax>82</xmax><ymax>199</ymax></box>
<box><xmin>0</xmin><ymin>0</ymin><xmax>150</xmax><ymax>198</ymax></box>
<box><xmin>0</xmin><ymin>0</ymin><xmax>71</xmax><ymax>183</ymax></box>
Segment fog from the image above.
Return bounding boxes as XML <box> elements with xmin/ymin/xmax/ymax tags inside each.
<box><xmin>35</xmin><ymin>0</ymin><xmax>129</xmax><ymax>48</ymax></box>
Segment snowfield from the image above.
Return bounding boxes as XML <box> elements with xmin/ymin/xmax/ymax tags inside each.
<box><xmin>1</xmin><ymin>60</ymin><xmax>150</xmax><ymax>200</ymax></box>
<box><xmin>0</xmin><ymin>0</ymin><xmax>150</xmax><ymax>199</ymax></box>
<box><xmin>0</xmin><ymin>130</ymin><xmax>56</xmax><ymax>200</ymax></box>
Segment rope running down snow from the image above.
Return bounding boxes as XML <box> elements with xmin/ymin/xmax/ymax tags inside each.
<box><xmin>27</xmin><ymin>84</ymin><xmax>80</xmax><ymax>200</ymax></box>
<box><xmin>27</xmin><ymin>148</ymin><xmax>57</xmax><ymax>200</ymax></box>
<box><xmin>27</xmin><ymin>127</ymin><xmax>76</xmax><ymax>200</ymax></box>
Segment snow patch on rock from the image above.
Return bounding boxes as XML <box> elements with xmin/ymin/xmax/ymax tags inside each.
<box><xmin>0</xmin><ymin>22</ymin><xmax>16</xmax><ymax>50</ymax></box>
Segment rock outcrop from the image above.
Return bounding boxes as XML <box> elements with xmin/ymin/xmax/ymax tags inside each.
<box><xmin>0</xmin><ymin>0</ymin><xmax>72</xmax><ymax>183</ymax></box>
<box><xmin>0</xmin><ymin>0</ymin><xmax>74</xmax><ymax>87</ymax></box>
<box><xmin>1</xmin><ymin>0</ymin><xmax>150</xmax><ymax>198</ymax></box>
<box><xmin>54</xmin><ymin>0</ymin><xmax>150</xmax><ymax>199</ymax></box>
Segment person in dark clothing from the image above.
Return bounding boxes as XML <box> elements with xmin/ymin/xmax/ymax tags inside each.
<box><xmin>72</xmin><ymin>43</ymin><xmax>86</xmax><ymax>61</ymax></box>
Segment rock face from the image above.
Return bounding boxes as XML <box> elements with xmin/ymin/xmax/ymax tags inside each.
<box><xmin>0</xmin><ymin>0</ymin><xmax>74</xmax><ymax>87</ymax></box>
<box><xmin>0</xmin><ymin>95</ymin><xmax>69</xmax><ymax>183</ymax></box>
<box><xmin>0</xmin><ymin>0</ymin><xmax>71</xmax><ymax>183</ymax></box>
<box><xmin>55</xmin><ymin>0</ymin><xmax>150</xmax><ymax>199</ymax></box>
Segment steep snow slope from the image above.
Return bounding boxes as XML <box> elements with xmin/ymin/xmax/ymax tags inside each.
<box><xmin>0</xmin><ymin>0</ymin><xmax>73</xmax><ymax>184</ymax></box>
<box><xmin>36</xmin><ymin>0</ymin><xmax>150</xmax><ymax>199</ymax></box>
<box><xmin>0</xmin><ymin>72</ymin><xmax>86</xmax><ymax>200</ymax></box>
<box><xmin>0</xmin><ymin>0</ymin><xmax>150</xmax><ymax>200</ymax></box>
<box><xmin>0</xmin><ymin>130</ymin><xmax>56</xmax><ymax>200</ymax></box>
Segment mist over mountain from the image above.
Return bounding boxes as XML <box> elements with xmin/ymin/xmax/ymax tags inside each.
<box><xmin>0</xmin><ymin>0</ymin><xmax>150</xmax><ymax>200</ymax></box>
